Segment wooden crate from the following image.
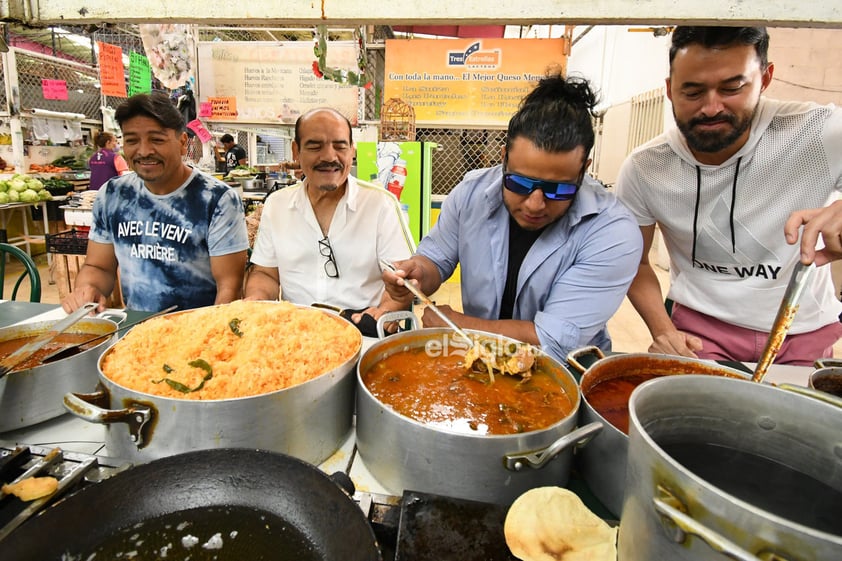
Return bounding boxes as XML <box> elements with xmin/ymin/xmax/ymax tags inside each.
<box><xmin>50</xmin><ymin>253</ymin><xmax>124</xmax><ymax>309</ymax></box>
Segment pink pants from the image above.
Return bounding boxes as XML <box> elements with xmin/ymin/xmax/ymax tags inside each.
<box><xmin>671</xmin><ymin>303</ymin><xmax>842</xmax><ymax>366</ymax></box>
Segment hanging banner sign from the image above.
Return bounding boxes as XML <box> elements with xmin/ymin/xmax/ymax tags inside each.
<box><xmin>98</xmin><ymin>41</ymin><xmax>128</xmax><ymax>98</ymax></box>
<box><xmin>197</xmin><ymin>41</ymin><xmax>360</xmax><ymax>125</ymax></box>
<box><xmin>186</xmin><ymin>119</ymin><xmax>214</xmax><ymax>143</ymax></box>
<box><xmin>128</xmin><ymin>52</ymin><xmax>152</xmax><ymax>96</ymax></box>
<box><xmin>41</xmin><ymin>79</ymin><xmax>68</xmax><ymax>100</ymax></box>
<box><xmin>384</xmin><ymin>38</ymin><xmax>568</xmax><ymax>126</ymax></box>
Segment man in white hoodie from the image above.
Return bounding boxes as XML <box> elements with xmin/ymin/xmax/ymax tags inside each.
<box><xmin>616</xmin><ymin>26</ymin><xmax>842</xmax><ymax>365</ymax></box>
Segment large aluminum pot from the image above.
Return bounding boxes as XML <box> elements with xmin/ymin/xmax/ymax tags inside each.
<box><xmin>619</xmin><ymin>375</ymin><xmax>842</xmax><ymax>560</ymax></box>
<box><xmin>63</xmin><ymin>305</ymin><xmax>361</xmax><ymax>465</ymax></box>
<box><xmin>0</xmin><ymin>313</ymin><xmax>120</xmax><ymax>432</ymax></box>
<box><xmin>356</xmin><ymin>328</ymin><xmax>601</xmax><ymax>505</ymax></box>
<box><xmin>566</xmin><ymin>346</ymin><xmax>748</xmax><ymax>518</ymax></box>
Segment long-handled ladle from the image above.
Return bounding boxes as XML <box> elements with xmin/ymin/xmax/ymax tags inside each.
<box><xmin>752</xmin><ymin>261</ymin><xmax>816</xmax><ymax>383</ymax></box>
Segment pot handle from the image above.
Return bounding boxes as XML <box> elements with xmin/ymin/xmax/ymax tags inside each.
<box><xmin>376</xmin><ymin>310</ymin><xmax>419</xmax><ymax>339</ymax></box>
<box><xmin>504</xmin><ymin>422</ymin><xmax>602</xmax><ymax>471</ymax></box>
<box><xmin>652</xmin><ymin>492</ymin><xmax>788</xmax><ymax>561</ymax></box>
<box><xmin>565</xmin><ymin>345</ymin><xmax>605</xmax><ymax>374</ymax></box>
<box><xmin>813</xmin><ymin>358</ymin><xmax>842</xmax><ymax>369</ymax></box>
<box><xmin>776</xmin><ymin>382</ymin><xmax>842</xmax><ymax>409</ymax></box>
<box><xmin>63</xmin><ymin>391</ymin><xmax>154</xmax><ymax>448</ymax></box>
<box><xmin>96</xmin><ymin>310</ymin><xmax>127</xmax><ymax>324</ymax></box>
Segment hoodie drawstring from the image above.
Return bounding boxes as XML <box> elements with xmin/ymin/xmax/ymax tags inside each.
<box><xmin>691</xmin><ymin>166</ymin><xmax>702</xmax><ymax>266</ymax></box>
<box><xmin>691</xmin><ymin>157</ymin><xmax>742</xmax><ymax>265</ymax></box>
<box><xmin>729</xmin><ymin>157</ymin><xmax>741</xmax><ymax>253</ymax></box>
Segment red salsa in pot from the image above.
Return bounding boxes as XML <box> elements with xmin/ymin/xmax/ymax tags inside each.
<box><xmin>584</xmin><ymin>373</ymin><xmax>662</xmax><ymax>434</ymax></box>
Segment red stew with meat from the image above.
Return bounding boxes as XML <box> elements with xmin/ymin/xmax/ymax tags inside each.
<box><xmin>362</xmin><ymin>347</ymin><xmax>574</xmax><ymax>435</ymax></box>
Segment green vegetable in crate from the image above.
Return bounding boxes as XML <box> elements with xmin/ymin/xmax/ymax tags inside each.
<box><xmin>8</xmin><ymin>189</ymin><xmax>19</xmax><ymax>202</ymax></box>
<box><xmin>43</xmin><ymin>178</ymin><xmax>73</xmax><ymax>195</ymax></box>
<box><xmin>0</xmin><ymin>192</ymin><xmax>8</xmax><ymax>204</ymax></box>
<box><xmin>0</xmin><ymin>180</ymin><xmax>7</xmax><ymax>193</ymax></box>
<box><xmin>8</xmin><ymin>177</ymin><xmax>26</xmax><ymax>192</ymax></box>
<box><xmin>51</xmin><ymin>155</ymin><xmax>77</xmax><ymax>167</ymax></box>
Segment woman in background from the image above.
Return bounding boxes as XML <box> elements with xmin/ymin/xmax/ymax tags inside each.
<box><xmin>88</xmin><ymin>131</ymin><xmax>130</xmax><ymax>190</ymax></box>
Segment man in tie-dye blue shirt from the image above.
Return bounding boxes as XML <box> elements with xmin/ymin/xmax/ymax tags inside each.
<box><xmin>62</xmin><ymin>92</ymin><xmax>249</xmax><ymax>313</ymax></box>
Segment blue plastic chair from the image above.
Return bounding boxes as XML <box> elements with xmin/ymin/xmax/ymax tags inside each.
<box><xmin>0</xmin><ymin>242</ymin><xmax>42</xmax><ymax>302</ymax></box>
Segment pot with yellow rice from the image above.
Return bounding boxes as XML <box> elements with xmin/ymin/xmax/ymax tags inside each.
<box><xmin>63</xmin><ymin>301</ymin><xmax>362</xmax><ymax>464</ymax></box>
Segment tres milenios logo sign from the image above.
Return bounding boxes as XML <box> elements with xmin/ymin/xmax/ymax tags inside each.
<box><xmin>447</xmin><ymin>41</ymin><xmax>502</xmax><ymax>70</ymax></box>
<box><xmin>384</xmin><ymin>38</ymin><xmax>567</xmax><ymax>126</ymax></box>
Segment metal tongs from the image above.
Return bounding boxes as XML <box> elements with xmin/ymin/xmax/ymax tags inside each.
<box><xmin>40</xmin><ymin>305</ymin><xmax>178</xmax><ymax>364</ymax></box>
<box><xmin>0</xmin><ymin>302</ymin><xmax>98</xmax><ymax>378</ymax></box>
<box><xmin>379</xmin><ymin>259</ymin><xmax>474</xmax><ymax>345</ymax></box>
<box><xmin>752</xmin><ymin>261</ymin><xmax>816</xmax><ymax>383</ymax></box>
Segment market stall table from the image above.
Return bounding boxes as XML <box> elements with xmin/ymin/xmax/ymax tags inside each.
<box><xmin>0</xmin><ymin>201</ymin><xmax>51</xmax><ymax>266</ymax></box>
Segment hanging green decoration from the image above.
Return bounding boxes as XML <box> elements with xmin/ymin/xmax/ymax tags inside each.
<box><xmin>312</xmin><ymin>25</ymin><xmax>372</xmax><ymax>89</ymax></box>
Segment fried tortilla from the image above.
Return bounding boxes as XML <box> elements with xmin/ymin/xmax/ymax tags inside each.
<box><xmin>504</xmin><ymin>486</ymin><xmax>617</xmax><ymax>561</ymax></box>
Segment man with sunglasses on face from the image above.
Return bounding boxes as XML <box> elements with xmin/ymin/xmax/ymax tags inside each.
<box><xmin>383</xmin><ymin>72</ymin><xmax>643</xmax><ymax>363</ymax></box>
<box><xmin>616</xmin><ymin>27</ymin><xmax>842</xmax><ymax>365</ymax></box>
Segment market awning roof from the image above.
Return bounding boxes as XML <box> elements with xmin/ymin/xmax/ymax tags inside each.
<box><xmin>391</xmin><ymin>25</ymin><xmax>506</xmax><ymax>38</ymax></box>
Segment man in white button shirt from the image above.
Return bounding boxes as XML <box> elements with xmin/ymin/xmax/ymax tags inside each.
<box><xmin>245</xmin><ymin>108</ymin><xmax>413</xmax><ymax>331</ymax></box>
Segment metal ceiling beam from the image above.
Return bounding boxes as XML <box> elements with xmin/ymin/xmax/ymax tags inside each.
<box><xmin>3</xmin><ymin>0</ymin><xmax>842</xmax><ymax>27</ymax></box>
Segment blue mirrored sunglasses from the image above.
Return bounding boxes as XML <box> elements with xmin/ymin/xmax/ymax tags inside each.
<box><xmin>502</xmin><ymin>172</ymin><xmax>581</xmax><ymax>201</ymax></box>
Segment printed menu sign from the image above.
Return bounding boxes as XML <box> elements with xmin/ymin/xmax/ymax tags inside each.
<box><xmin>197</xmin><ymin>42</ymin><xmax>360</xmax><ymax>125</ymax></box>
<box><xmin>128</xmin><ymin>52</ymin><xmax>152</xmax><ymax>96</ymax></box>
<box><xmin>42</xmin><ymin>79</ymin><xmax>68</xmax><ymax>100</ymax></box>
<box><xmin>98</xmin><ymin>41</ymin><xmax>128</xmax><ymax>98</ymax></box>
<box><xmin>384</xmin><ymin>38</ymin><xmax>568</xmax><ymax>126</ymax></box>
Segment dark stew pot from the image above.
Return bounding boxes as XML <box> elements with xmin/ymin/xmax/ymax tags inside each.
<box><xmin>566</xmin><ymin>345</ymin><xmax>748</xmax><ymax>517</ymax></box>
<box><xmin>2</xmin><ymin>448</ymin><xmax>381</xmax><ymax>561</ymax></box>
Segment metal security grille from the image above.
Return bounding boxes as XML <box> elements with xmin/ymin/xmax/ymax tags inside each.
<box><xmin>362</xmin><ymin>46</ymin><xmax>386</xmax><ymax>122</ymax></box>
<box><xmin>15</xmin><ymin>50</ymin><xmax>100</xmax><ymax>118</ymax></box>
<box><xmin>627</xmin><ymin>87</ymin><xmax>665</xmax><ymax>153</ymax></box>
<box><xmin>416</xmin><ymin>128</ymin><xmax>507</xmax><ymax>196</ymax></box>
<box><xmin>0</xmin><ymin>58</ymin><xmax>7</xmax><ymax>111</ymax></box>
